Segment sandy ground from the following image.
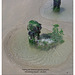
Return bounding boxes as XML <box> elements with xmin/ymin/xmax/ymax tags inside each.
<box><xmin>40</xmin><ymin>0</ymin><xmax>73</xmax><ymax>22</ymax></box>
<box><xmin>3</xmin><ymin>0</ymin><xmax>73</xmax><ymax>75</ymax></box>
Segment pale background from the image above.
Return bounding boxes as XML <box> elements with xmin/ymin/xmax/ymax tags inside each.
<box><xmin>2</xmin><ymin>0</ymin><xmax>73</xmax><ymax>75</ymax></box>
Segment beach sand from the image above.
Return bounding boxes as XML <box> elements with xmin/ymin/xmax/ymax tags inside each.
<box><xmin>40</xmin><ymin>0</ymin><xmax>73</xmax><ymax>22</ymax></box>
<box><xmin>3</xmin><ymin>0</ymin><xmax>73</xmax><ymax>75</ymax></box>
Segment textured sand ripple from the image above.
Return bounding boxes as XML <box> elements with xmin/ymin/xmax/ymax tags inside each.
<box><xmin>40</xmin><ymin>0</ymin><xmax>72</xmax><ymax>22</ymax></box>
<box><xmin>3</xmin><ymin>26</ymin><xmax>72</xmax><ymax>68</ymax></box>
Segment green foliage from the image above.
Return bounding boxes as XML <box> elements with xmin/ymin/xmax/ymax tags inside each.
<box><xmin>42</xmin><ymin>41</ymin><xmax>47</xmax><ymax>45</ymax></box>
<box><xmin>27</xmin><ymin>20</ymin><xmax>42</xmax><ymax>44</ymax></box>
<box><xmin>27</xmin><ymin>23</ymin><xmax>64</xmax><ymax>51</ymax></box>
<box><xmin>28</xmin><ymin>38</ymin><xmax>35</xmax><ymax>44</ymax></box>
<box><xmin>52</xmin><ymin>24</ymin><xmax>59</xmax><ymax>33</ymax></box>
<box><xmin>53</xmin><ymin>7</ymin><xmax>60</xmax><ymax>12</ymax></box>
<box><xmin>27</xmin><ymin>20</ymin><xmax>41</xmax><ymax>31</ymax></box>
<box><xmin>53</xmin><ymin>24</ymin><xmax>59</xmax><ymax>28</ymax></box>
<box><xmin>35</xmin><ymin>24</ymin><xmax>64</xmax><ymax>50</ymax></box>
<box><xmin>29</xmin><ymin>20</ymin><xmax>41</xmax><ymax>27</ymax></box>
<box><xmin>60</xmin><ymin>40</ymin><xmax>64</xmax><ymax>44</ymax></box>
<box><xmin>51</xmin><ymin>24</ymin><xmax>64</xmax><ymax>42</ymax></box>
<box><xmin>29</xmin><ymin>36</ymin><xmax>35</xmax><ymax>44</ymax></box>
<box><xmin>59</xmin><ymin>29</ymin><xmax>64</xmax><ymax>35</ymax></box>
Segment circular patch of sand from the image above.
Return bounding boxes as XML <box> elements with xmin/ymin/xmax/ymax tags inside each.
<box><xmin>3</xmin><ymin>25</ymin><xmax>72</xmax><ymax>69</ymax></box>
<box><xmin>40</xmin><ymin>0</ymin><xmax>72</xmax><ymax>22</ymax></box>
